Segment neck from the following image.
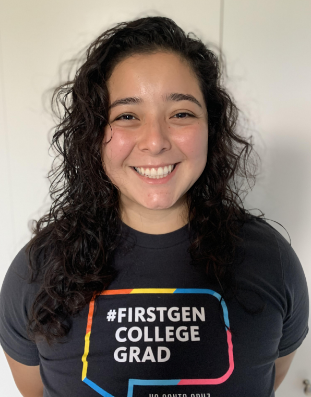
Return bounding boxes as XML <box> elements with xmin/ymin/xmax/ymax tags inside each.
<box><xmin>120</xmin><ymin>198</ymin><xmax>189</xmax><ymax>235</ymax></box>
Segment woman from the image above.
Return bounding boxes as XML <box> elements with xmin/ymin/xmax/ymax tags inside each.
<box><xmin>0</xmin><ymin>16</ymin><xmax>309</xmax><ymax>397</ymax></box>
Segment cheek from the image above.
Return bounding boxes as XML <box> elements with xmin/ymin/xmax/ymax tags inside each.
<box><xmin>102</xmin><ymin>128</ymin><xmax>135</xmax><ymax>171</ymax></box>
<box><xmin>175</xmin><ymin>127</ymin><xmax>208</xmax><ymax>164</ymax></box>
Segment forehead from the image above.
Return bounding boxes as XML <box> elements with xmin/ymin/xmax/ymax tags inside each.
<box><xmin>107</xmin><ymin>51</ymin><xmax>203</xmax><ymax>99</ymax></box>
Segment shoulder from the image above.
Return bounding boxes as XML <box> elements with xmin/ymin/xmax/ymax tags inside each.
<box><xmin>240</xmin><ymin>215</ymin><xmax>301</xmax><ymax>271</ymax></box>
<box><xmin>237</xmin><ymin>216</ymin><xmax>289</xmax><ymax>270</ymax></box>
<box><xmin>241</xmin><ymin>216</ymin><xmax>304</xmax><ymax>275</ymax></box>
<box><xmin>242</xmin><ymin>215</ymin><xmax>290</xmax><ymax>247</ymax></box>
<box><xmin>0</xmin><ymin>243</ymin><xmax>40</xmax><ymax>314</ymax></box>
<box><xmin>2</xmin><ymin>244</ymin><xmax>32</xmax><ymax>286</ymax></box>
<box><xmin>3</xmin><ymin>244</ymin><xmax>30</xmax><ymax>280</ymax></box>
<box><xmin>0</xmin><ymin>244</ymin><xmax>41</xmax><ymax>365</ymax></box>
<box><xmin>241</xmin><ymin>216</ymin><xmax>309</xmax><ymax>339</ymax></box>
<box><xmin>237</xmin><ymin>215</ymin><xmax>309</xmax><ymax>306</ymax></box>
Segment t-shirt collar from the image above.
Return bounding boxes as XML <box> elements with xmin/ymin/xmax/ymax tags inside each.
<box><xmin>119</xmin><ymin>219</ymin><xmax>190</xmax><ymax>249</ymax></box>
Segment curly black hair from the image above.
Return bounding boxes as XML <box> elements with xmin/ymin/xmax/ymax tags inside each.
<box><xmin>27</xmin><ymin>16</ymin><xmax>260</xmax><ymax>343</ymax></box>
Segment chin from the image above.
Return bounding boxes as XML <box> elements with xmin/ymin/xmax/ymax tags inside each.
<box><xmin>140</xmin><ymin>198</ymin><xmax>177</xmax><ymax>211</ymax></box>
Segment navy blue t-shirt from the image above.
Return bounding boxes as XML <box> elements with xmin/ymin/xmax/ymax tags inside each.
<box><xmin>0</xmin><ymin>217</ymin><xmax>309</xmax><ymax>397</ymax></box>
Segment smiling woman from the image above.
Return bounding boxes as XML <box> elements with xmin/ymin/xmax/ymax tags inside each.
<box><xmin>0</xmin><ymin>16</ymin><xmax>309</xmax><ymax>397</ymax></box>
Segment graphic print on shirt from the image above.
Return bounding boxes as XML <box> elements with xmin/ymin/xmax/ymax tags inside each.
<box><xmin>81</xmin><ymin>289</ymin><xmax>234</xmax><ymax>397</ymax></box>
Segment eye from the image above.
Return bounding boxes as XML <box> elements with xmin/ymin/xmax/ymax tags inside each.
<box><xmin>173</xmin><ymin>112</ymin><xmax>195</xmax><ymax>119</ymax></box>
<box><xmin>115</xmin><ymin>114</ymin><xmax>137</xmax><ymax>121</ymax></box>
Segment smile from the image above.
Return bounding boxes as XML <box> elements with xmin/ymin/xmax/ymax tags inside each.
<box><xmin>133</xmin><ymin>164</ymin><xmax>176</xmax><ymax>179</ymax></box>
<box><xmin>130</xmin><ymin>163</ymin><xmax>180</xmax><ymax>185</ymax></box>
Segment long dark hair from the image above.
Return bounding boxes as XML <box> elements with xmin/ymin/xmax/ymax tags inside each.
<box><xmin>27</xmin><ymin>16</ymin><xmax>259</xmax><ymax>343</ymax></box>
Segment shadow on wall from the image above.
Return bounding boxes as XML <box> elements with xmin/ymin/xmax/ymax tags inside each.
<box><xmin>244</xmin><ymin>135</ymin><xmax>309</xmax><ymax>242</ymax></box>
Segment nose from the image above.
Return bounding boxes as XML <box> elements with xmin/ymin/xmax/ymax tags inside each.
<box><xmin>136</xmin><ymin>118</ymin><xmax>171</xmax><ymax>155</ymax></box>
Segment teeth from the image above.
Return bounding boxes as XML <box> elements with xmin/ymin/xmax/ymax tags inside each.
<box><xmin>134</xmin><ymin>164</ymin><xmax>175</xmax><ymax>178</ymax></box>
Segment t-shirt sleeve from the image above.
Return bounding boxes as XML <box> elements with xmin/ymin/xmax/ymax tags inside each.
<box><xmin>276</xmin><ymin>234</ymin><xmax>309</xmax><ymax>357</ymax></box>
<box><xmin>0</xmin><ymin>246</ymin><xmax>40</xmax><ymax>365</ymax></box>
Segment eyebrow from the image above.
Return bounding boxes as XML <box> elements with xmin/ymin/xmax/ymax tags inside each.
<box><xmin>108</xmin><ymin>92</ymin><xmax>202</xmax><ymax>109</ymax></box>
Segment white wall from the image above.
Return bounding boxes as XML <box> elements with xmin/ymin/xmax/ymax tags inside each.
<box><xmin>222</xmin><ymin>2</ymin><xmax>311</xmax><ymax>395</ymax></box>
<box><xmin>0</xmin><ymin>1</ymin><xmax>310</xmax><ymax>396</ymax></box>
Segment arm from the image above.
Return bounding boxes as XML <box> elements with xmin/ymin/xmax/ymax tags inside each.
<box><xmin>4</xmin><ymin>351</ymin><xmax>43</xmax><ymax>397</ymax></box>
<box><xmin>274</xmin><ymin>350</ymin><xmax>297</xmax><ymax>391</ymax></box>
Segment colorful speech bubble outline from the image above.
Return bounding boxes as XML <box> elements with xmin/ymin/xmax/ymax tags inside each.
<box><xmin>81</xmin><ymin>288</ymin><xmax>234</xmax><ymax>397</ymax></box>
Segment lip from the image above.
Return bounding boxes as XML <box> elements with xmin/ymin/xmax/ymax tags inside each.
<box><xmin>131</xmin><ymin>163</ymin><xmax>180</xmax><ymax>184</ymax></box>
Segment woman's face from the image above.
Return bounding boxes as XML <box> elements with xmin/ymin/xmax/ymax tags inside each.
<box><xmin>102</xmin><ymin>51</ymin><xmax>208</xmax><ymax>220</ymax></box>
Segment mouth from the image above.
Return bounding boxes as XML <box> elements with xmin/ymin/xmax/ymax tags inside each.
<box><xmin>131</xmin><ymin>163</ymin><xmax>179</xmax><ymax>180</ymax></box>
